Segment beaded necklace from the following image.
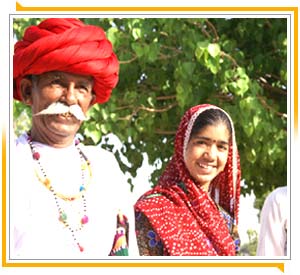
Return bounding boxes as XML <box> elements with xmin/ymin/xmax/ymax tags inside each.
<box><xmin>27</xmin><ymin>133</ymin><xmax>92</xmax><ymax>252</ymax></box>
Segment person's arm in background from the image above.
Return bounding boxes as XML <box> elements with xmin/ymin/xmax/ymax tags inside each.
<box><xmin>256</xmin><ymin>186</ymin><xmax>287</xmax><ymax>256</ymax></box>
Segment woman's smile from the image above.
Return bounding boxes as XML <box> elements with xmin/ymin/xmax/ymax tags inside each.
<box><xmin>196</xmin><ymin>162</ymin><xmax>217</xmax><ymax>173</ymax></box>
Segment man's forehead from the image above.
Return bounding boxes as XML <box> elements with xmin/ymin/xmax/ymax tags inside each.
<box><xmin>38</xmin><ymin>71</ymin><xmax>93</xmax><ymax>82</ymax></box>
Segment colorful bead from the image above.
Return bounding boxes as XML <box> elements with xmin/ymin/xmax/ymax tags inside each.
<box><xmin>27</xmin><ymin>132</ymin><xmax>91</xmax><ymax>253</ymax></box>
<box><xmin>81</xmin><ymin>215</ymin><xmax>89</xmax><ymax>224</ymax></box>
<box><xmin>44</xmin><ymin>178</ymin><xmax>51</xmax><ymax>188</ymax></box>
<box><xmin>59</xmin><ymin>212</ymin><xmax>68</xmax><ymax>221</ymax></box>
<box><xmin>33</xmin><ymin>152</ymin><xmax>40</xmax><ymax>160</ymax></box>
<box><xmin>78</xmin><ymin>244</ymin><xmax>84</xmax><ymax>252</ymax></box>
<box><xmin>79</xmin><ymin>185</ymin><xmax>85</xmax><ymax>192</ymax></box>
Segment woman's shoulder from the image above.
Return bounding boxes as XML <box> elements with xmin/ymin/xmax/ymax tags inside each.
<box><xmin>136</xmin><ymin>189</ymin><xmax>168</xmax><ymax>203</ymax></box>
<box><xmin>134</xmin><ymin>188</ymin><xmax>183</xmax><ymax>217</ymax></box>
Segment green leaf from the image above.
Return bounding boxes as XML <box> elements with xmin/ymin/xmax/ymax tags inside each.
<box><xmin>246</xmin><ymin>148</ymin><xmax>256</xmax><ymax>163</ymax></box>
<box><xmin>131</xmin><ymin>42</ymin><xmax>145</xmax><ymax>58</ymax></box>
<box><xmin>195</xmin><ymin>40</ymin><xmax>209</xmax><ymax>61</ymax></box>
<box><xmin>148</xmin><ymin>43</ymin><xmax>160</xmax><ymax>62</ymax></box>
<box><xmin>100</xmin><ymin>124</ymin><xmax>109</xmax><ymax>135</ymax></box>
<box><xmin>207</xmin><ymin>43</ymin><xmax>221</xmax><ymax>58</ymax></box>
<box><xmin>236</xmin><ymin>77</ymin><xmax>249</xmax><ymax>96</ymax></box>
<box><xmin>106</xmin><ymin>27</ymin><xmax>118</xmax><ymax>45</ymax></box>
<box><xmin>206</xmin><ymin>56</ymin><xmax>220</xmax><ymax>74</ymax></box>
<box><xmin>253</xmin><ymin>115</ymin><xmax>261</xmax><ymax>129</ymax></box>
<box><xmin>132</xmin><ymin>27</ymin><xmax>142</xmax><ymax>40</ymax></box>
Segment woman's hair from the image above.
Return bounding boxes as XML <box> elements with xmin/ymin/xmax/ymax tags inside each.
<box><xmin>190</xmin><ymin>108</ymin><xmax>232</xmax><ymax>139</ymax></box>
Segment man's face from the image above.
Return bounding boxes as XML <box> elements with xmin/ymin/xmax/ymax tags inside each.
<box><xmin>22</xmin><ymin>71</ymin><xmax>94</xmax><ymax>146</ymax></box>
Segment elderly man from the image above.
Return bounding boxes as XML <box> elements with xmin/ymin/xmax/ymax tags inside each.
<box><xmin>11</xmin><ymin>18</ymin><xmax>136</xmax><ymax>259</ymax></box>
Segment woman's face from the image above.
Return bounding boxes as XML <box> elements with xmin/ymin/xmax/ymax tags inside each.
<box><xmin>184</xmin><ymin>123</ymin><xmax>230</xmax><ymax>191</ymax></box>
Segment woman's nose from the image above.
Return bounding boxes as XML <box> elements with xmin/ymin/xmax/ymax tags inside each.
<box><xmin>204</xmin><ymin>144</ymin><xmax>218</xmax><ymax>159</ymax></box>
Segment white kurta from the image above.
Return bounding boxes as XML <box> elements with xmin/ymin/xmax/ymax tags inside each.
<box><xmin>256</xmin><ymin>186</ymin><xmax>287</xmax><ymax>256</ymax></box>
<box><xmin>10</xmin><ymin>133</ymin><xmax>137</xmax><ymax>259</ymax></box>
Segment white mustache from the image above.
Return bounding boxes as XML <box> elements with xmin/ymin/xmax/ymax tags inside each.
<box><xmin>33</xmin><ymin>102</ymin><xmax>87</xmax><ymax>121</ymax></box>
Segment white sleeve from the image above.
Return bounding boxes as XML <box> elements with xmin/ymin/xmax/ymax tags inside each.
<box><xmin>256</xmin><ymin>187</ymin><xmax>287</xmax><ymax>256</ymax></box>
<box><xmin>86</xmin><ymin>146</ymin><xmax>139</xmax><ymax>256</ymax></box>
<box><xmin>10</xmin><ymin>138</ymin><xmax>31</xmax><ymax>258</ymax></box>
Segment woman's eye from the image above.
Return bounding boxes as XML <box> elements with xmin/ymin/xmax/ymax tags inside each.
<box><xmin>195</xmin><ymin>140</ymin><xmax>206</xmax><ymax>145</ymax></box>
<box><xmin>218</xmin><ymin>144</ymin><xmax>228</xmax><ymax>151</ymax></box>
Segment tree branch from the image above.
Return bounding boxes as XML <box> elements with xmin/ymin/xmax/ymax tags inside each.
<box><xmin>257</xmin><ymin>94</ymin><xmax>287</xmax><ymax>118</ymax></box>
<box><xmin>205</xmin><ymin>19</ymin><xmax>219</xmax><ymax>42</ymax></box>
<box><xmin>160</xmin><ymin>44</ymin><xmax>182</xmax><ymax>54</ymax></box>
<box><xmin>119</xmin><ymin>55</ymin><xmax>138</xmax><ymax>64</ymax></box>
<box><xmin>156</xmin><ymin>95</ymin><xmax>177</xmax><ymax>100</ymax></box>
<box><xmin>201</xmin><ymin>24</ymin><xmax>211</xmax><ymax>39</ymax></box>
<box><xmin>117</xmin><ymin>102</ymin><xmax>178</xmax><ymax>121</ymax></box>
<box><xmin>213</xmin><ymin>92</ymin><xmax>234</xmax><ymax>102</ymax></box>
<box><xmin>258</xmin><ymin>77</ymin><xmax>287</xmax><ymax>96</ymax></box>
<box><xmin>155</xmin><ymin>128</ymin><xmax>176</xmax><ymax>135</ymax></box>
<box><xmin>220</xmin><ymin>51</ymin><xmax>239</xmax><ymax>68</ymax></box>
<box><xmin>137</xmin><ymin>102</ymin><xmax>178</xmax><ymax>113</ymax></box>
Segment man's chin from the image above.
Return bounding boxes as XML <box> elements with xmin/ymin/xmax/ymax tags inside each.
<box><xmin>46</xmin><ymin>122</ymin><xmax>80</xmax><ymax>138</ymax></box>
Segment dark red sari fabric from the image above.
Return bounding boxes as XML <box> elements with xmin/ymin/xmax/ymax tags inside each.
<box><xmin>135</xmin><ymin>104</ymin><xmax>241</xmax><ymax>255</ymax></box>
<box><xmin>14</xmin><ymin>18</ymin><xmax>119</xmax><ymax>104</ymax></box>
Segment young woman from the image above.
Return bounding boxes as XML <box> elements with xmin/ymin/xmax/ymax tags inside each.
<box><xmin>134</xmin><ymin>104</ymin><xmax>241</xmax><ymax>256</ymax></box>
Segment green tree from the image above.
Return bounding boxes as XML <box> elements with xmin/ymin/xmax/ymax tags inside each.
<box><xmin>13</xmin><ymin>18</ymin><xmax>287</xmax><ymax>208</ymax></box>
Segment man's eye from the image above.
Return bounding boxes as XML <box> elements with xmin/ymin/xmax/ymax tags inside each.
<box><xmin>50</xmin><ymin>79</ymin><xmax>62</xmax><ymax>85</ymax></box>
<box><xmin>78</xmin><ymin>85</ymin><xmax>89</xmax><ymax>91</ymax></box>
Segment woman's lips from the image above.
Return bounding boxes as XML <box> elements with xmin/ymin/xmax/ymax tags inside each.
<box><xmin>196</xmin><ymin>162</ymin><xmax>216</xmax><ymax>173</ymax></box>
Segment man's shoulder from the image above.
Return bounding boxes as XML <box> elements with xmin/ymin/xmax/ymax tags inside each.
<box><xmin>264</xmin><ymin>186</ymin><xmax>287</xmax><ymax>211</ymax></box>
<box><xmin>15</xmin><ymin>133</ymin><xmax>28</xmax><ymax>146</ymax></box>
<box><xmin>81</xmin><ymin>144</ymin><xmax>121</xmax><ymax>170</ymax></box>
<box><xmin>14</xmin><ymin>133</ymin><xmax>30</xmax><ymax>155</ymax></box>
<box><xmin>81</xmin><ymin>144</ymin><xmax>115</xmax><ymax>157</ymax></box>
<box><xmin>269</xmin><ymin>186</ymin><xmax>287</xmax><ymax>201</ymax></box>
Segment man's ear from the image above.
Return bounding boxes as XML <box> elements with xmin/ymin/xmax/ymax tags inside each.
<box><xmin>20</xmin><ymin>78</ymin><xmax>33</xmax><ymax>106</ymax></box>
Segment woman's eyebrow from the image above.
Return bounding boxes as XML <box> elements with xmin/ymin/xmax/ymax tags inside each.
<box><xmin>193</xmin><ymin>136</ymin><xmax>229</xmax><ymax>145</ymax></box>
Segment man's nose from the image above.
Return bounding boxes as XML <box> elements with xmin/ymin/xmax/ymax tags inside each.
<box><xmin>63</xmin><ymin>82</ymin><xmax>78</xmax><ymax>105</ymax></box>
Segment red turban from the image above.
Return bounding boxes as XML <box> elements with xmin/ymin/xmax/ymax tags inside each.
<box><xmin>13</xmin><ymin>18</ymin><xmax>119</xmax><ymax>104</ymax></box>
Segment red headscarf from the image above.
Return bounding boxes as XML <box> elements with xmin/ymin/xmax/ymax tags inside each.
<box><xmin>135</xmin><ymin>104</ymin><xmax>241</xmax><ymax>255</ymax></box>
<box><xmin>13</xmin><ymin>18</ymin><xmax>119</xmax><ymax>104</ymax></box>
